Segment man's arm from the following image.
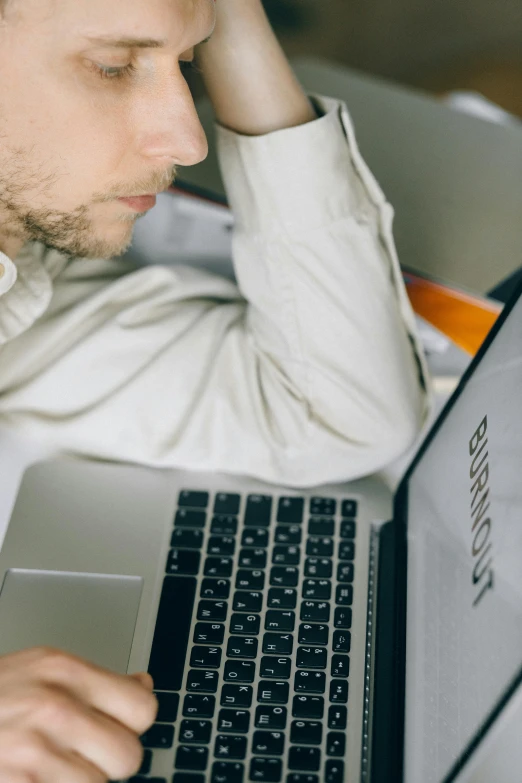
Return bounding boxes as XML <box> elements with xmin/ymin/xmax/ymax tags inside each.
<box><xmin>195</xmin><ymin>0</ymin><xmax>318</xmax><ymax>136</ymax></box>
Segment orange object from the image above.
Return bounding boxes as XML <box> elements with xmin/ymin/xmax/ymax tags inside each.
<box><xmin>404</xmin><ymin>271</ymin><xmax>503</xmax><ymax>356</ymax></box>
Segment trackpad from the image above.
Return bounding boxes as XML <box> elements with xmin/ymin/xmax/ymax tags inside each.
<box><xmin>0</xmin><ymin>570</ymin><xmax>143</xmax><ymax>673</ymax></box>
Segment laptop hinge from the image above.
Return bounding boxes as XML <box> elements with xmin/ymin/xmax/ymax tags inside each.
<box><xmin>366</xmin><ymin>518</ymin><xmax>407</xmax><ymax>783</ymax></box>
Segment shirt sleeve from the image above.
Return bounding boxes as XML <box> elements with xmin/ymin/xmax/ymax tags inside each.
<box><xmin>0</xmin><ymin>93</ymin><xmax>432</xmax><ymax>487</ymax></box>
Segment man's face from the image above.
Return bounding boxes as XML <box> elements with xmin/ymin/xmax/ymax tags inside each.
<box><xmin>0</xmin><ymin>0</ymin><xmax>214</xmax><ymax>261</ymax></box>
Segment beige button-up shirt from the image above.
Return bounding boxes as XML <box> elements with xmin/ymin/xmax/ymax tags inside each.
<box><xmin>0</xmin><ymin>93</ymin><xmax>430</xmax><ymax>487</ymax></box>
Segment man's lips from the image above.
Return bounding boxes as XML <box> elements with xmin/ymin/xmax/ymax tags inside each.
<box><xmin>117</xmin><ymin>195</ymin><xmax>157</xmax><ymax>211</ymax></box>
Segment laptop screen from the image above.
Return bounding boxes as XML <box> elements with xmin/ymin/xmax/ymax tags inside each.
<box><xmin>402</xmin><ymin>287</ymin><xmax>522</xmax><ymax>782</ymax></box>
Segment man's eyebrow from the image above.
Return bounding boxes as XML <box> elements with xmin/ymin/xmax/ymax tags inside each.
<box><xmin>84</xmin><ymin>32</ymin><xmax>214</xmax><ymax>49</ymax></box>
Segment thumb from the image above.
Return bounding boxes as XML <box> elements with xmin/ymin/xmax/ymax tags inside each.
<box><xmin>129</xmin><ymin>671</ymin><xmax>155</xmax><ymax>690</ymax></box>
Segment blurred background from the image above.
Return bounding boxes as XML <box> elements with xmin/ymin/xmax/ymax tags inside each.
<box><xmin>190</xmin><ymin>0</ymin><xmax>522</xmax><ymax>120</ymax></box>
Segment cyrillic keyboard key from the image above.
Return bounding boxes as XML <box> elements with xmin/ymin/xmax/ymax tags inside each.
<box><xmin>257</xmin><ymin>681</ymin><xmax>289</xmax><ymax>704</ymax></box>
<box><xmin>274</xmin><ymin>525</ymin><xmax>301</xmax><ymax>545</ymax></box>
<box><xmin>233</xmin><ymin>591</ymin><xmax>263</xmax><ymax>612</ymax></box>
<box><xmin>221</xmin><ymin>684</ymin><xmax>253</xmax><ymax>708</ymax></box>
<box><xmin>215</xmin><ymin>736</ymin><xmax>248</xmax><ymax>760</ymax></box>
<box><xmin>241</xmin><ymin>528</ymin><xmax>269</xmax><ymax>547</ymax></box>
<box><xmin>190</xmin><ymin>645</ymin><xmax>222</xmax><ymax>668</ymax></box>
<box><xmin>186</xmin><ymin>669</ymin><xmax>219</xmax><ymax>693</ymax></box>
<box><xmin>205</xmin><ymin>557</ymin><xmax>233</xmax><ymax>578</ymax></box>
<box><xmin>255</xmin><ymin>705</ymin><xmax>287</xmax><ymax>729</ymax></box>
<box><xmin>148</xmin><ymin>576</ymin><xmax>196</xmax><ymax>691</ymax></box>
<box><xmin>208</xmin><ymin>536</ymin><xmax>236</xmax><ymax>556</ymax></box>
<box><xmin>300</xmin><ymin>602</ymin><xmax>329</xmax><ymax>623</ymax></box>
<box><xmin>197</xmin><ymin>600</ymin><xmax>228</xmax><ymax>623</ymax></box>
<box><xmin>179</xmin><ymin>719</ymin><xmax>212</xmax><ymax>743</ymax></box>
<box><xmin>310</xmin><ymin>497</ymin><xmax>336</xmax><ymax>516</ymax></box>
<box><xmin>224</xmin><ymin>660</ymin><xmax>256</xmax><ymax>683</ymax></box>
<box><xmin>179</xmin><ymin>490</ymin><xmax>209</xmax><ymax>508</ymax></box>
<box><xmin>193</xmin><ymin>622</ymin><xmax>225</xmax><ymax>645</ymax></box>
<box><xmin>305</xmin><ymin>538</ymin><xmax>333</xmax><ymax>557</ymax></box>
<box><xmin>211</xmin><ymin>515</ymin><xmax>238</xmax><ymax>535</ymax></box>
<box><xmin>201</xmin><ymin>578</ymin><xmax>230</xmax><ymax>599</ymax></box>
<box><xmin>267</xmin><ymin>588</ymin><xmax>297</xmax><ymax>609</ymax></box>
<box><xmin>304</xmin><ymin>558</ymin><xmax>332</xmax><ymax>579</ymax></box>
<box><xmin>262</xmin><ymin>633</ymin><xmax>293</xmax><ymax>655</ymax></box>
<box><xmin>235</xmin><ymin>569</ymin><xmax>265</xmax><ymax>590</ymax></box>
<box><xmin>230</xmin><ymin>613</ymin><xmax>260</xmax><ymax>635</ymax></box>
<box><xmin>260</xmin><ymin>657</ymin><xmax>291</xmax><ymax>679</ymax></box>
<box><xmin>301</xmin><ymin>580</ymin><xmax>331</xmax><ymax>601</ymax></box>
<box><xmin>167</xmin><ymin>549</ymin><xmax>201</xmax><ymax>575</ymax></box>
<box><xmin>171</xmin><ymin>528</ymin><xmax>204</xmax><ymax>549</ymax></box>
<box><xmin>218</xmin><ymin>708</ymin><xmax>251</xmax><ymax>733</ymax></box>
<box><xmin>290</xmin><ymin>720</ymin><xmax>322</xmax><ymax>745</ymax></box>
<box><xmin>250</xmin><ymin>757</ymin><xmax>282</xmax><ymax>782</ymax></box>
<box><xmin>140</xmin><ymin>723</ymin><xmax>174</xmax><ymax>749</ymax></box>
<box><xmin>270</xmin><ymin>567</ymin><xmax>298</xmax><ymax>587</ymax></box>
<box><xmin>292</xmin><ymin>696</ymin><xmax>324</xmax><ymax>719</ymax></box>
<box><xmin>252</xmin><ymin>730</ymin><xmax>285</xmax><ymax>755</ymax></box>
<box><xmin>265</xmin><ymin>610</ymin><xmax>295</xmax><ymax>632</ymax></box>
<box><xmin>307</xmin><ymin>518</ymin><xmax>334</xmax><ymax>536</ymax></box>
<box><xmin>238</xmin><ymin>548</ymin><xmax>267</xmax><ymax>568</ymax></box>
<box><xmin>183</xmin><ymin>694</ymin><xmax>216</xmax><ymax>718</ymax></box>
<box><xmin>298</xmin><ymin>624</ymin><xmax>328</xmax><ymax>646</ymax></box>
<box><xmin>272</xmin><ymin>546</ymin><xmax>300</xmax><ymax>566</ymax></box>
<box><xmin>296</xmin><ymin>647</ymin><xmax>327</xmax><ymax>670</ymax></box>
<box><xmin>175</xmin><ymin>509</ymin><xmax>206</xmax><ymax>528</ymax></box>
<box><xmin>294</xmin><ymin>671</ymin><xmax>325</xmax><ymax>694</ymax></box>
<box><xmin>227</xmin><ymin>636</ymin><xmax>258</xmax><ymax>659</ymax></box>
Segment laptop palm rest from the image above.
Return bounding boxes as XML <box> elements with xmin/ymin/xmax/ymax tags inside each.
<box><xmin>0</xmin><ymin>569</ymin><xmax>143</xmax><ymax>674</ymax></box>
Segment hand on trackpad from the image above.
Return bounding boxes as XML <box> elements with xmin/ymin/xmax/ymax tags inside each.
<box><xmin>0</xmin><ymin>569</ymin><xmax>143</xmax><ymax>673</ymax></box>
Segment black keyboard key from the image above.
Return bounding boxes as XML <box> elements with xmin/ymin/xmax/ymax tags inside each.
<box><xmin>330</xmin><ymin>655</ymin><xmax>350</xmax><ymax>678</ymax></box>
<box><xmin>301</xmin><ymin>580</ymin><xmax>331</xmax><ymax>601</ymax></box>
<box><xmin>267</xmin><ymin>588</ymin><xmax>296</xmax><ymax>609</ymax></box>
<box><xmin>328</xmin><ymin>705</ymin><xmax>347</xmax><ymax>730</ymax></box>
<box><xmin>201</xmin><ymin>578</ymin><xmax>231</xmax><ymax>599</ymax></box>
<box><xmin>205</xmin><ymin>558</ymin><xmax>233</xmax><ymax>578</ymax></box>
<box><xmin>339</xmin><ymin>520</ymin><xmax>356</xmax><ymax>539</ymax></box>
<box><xmin>215</xmin><ymin>736</ymin><xmax>248</xmax><ymax>760</ymax></box>
<box><xmin>290</xmin><ymin>720</ymin><xmax>322</xmax><ymax>745</ymax></box>
<box><xmin>175</xmin><ymin>745</ymin><xmax>208</xmax><ymax>771</ymax></box>
<box><xmin>175</xmin><ymin>509</ymin><xmax>206</xmax><ymax>528</ymax></box>
<box><xmin>304</xmin><ymin>558</ymin><xmax>332</xmax><ymax>579</ymax></box>
<box><xmin>335</xmin><ymin>584</ymin><xmax>353</xmax><ymax>606</ymax></box>
<box><xmin>338</xmin><ymin>541</ymin><xmax>355</xmax><ymax>560</ymax></box>
<box><xmin>265</xmin><ymin>610</ymin><xmax>295</xmax><ymax>632</ymax></box>
<box><xmin>244</xmin><ymin>495</ymin><xmax>272</xmax><ymax>527</ymax></box>
<box><xmin>300</xmin><ymin>601</ymin><xmax>329</xmax><ymax>623</ymax></box>
<box><xmin>212</xmin><ymin>762</ymin><xmax>244</xmax><ymax>782</ymax></box>
<box><xmin>257</xmin><ymin>681</ymin><xmax>289</xmax><ymax>704</ymax></box>
<box><xmin>292</xmin><ymin>696</ymin><xmax>324</xmax><ymax>719</ymax></box>
<box><xmin>218</xmin><ymin>709</ymin><xmax>250</xmax><ymax>733</ymax></box>
<box><xmin>296</xmin><ymin>647</ymin><xmax>327</xmax><ymax>670</ymax></box>
<box><xmin>236</xmin><ymin>569</ymin><xmax>265</xmax><ymax>590</ymax></box>
<box><xmin>277</xmin><ymin>497</ymin><xmax>304</xmax><ymax>524</ymax></box>
<box><xmin>167</xmin><ymin>549</ymin><xmax>201</xmax><ymax>575</ymax></box>
<box><xmin>306</xmin><ymin>538</ymin><xmax>333</xmax><ymax>557</ymax></box>
<box><xmin>212</xmin><ymin>515</ymin><xmax>239</xmax><ymax>535</ymax></box>
<box><xmin>171</xmin><ymin>528</ymin><xmax>204</xmax><ymax>549</ymax></box>
<box><xmin>183</xmin><ymin>694</ymin><xmax>216</xmax><ymax>718</ymax></box>
<box><xmin>224</xmin><ymin>660</ymin><xmax>256</xmax><ymax>683</ymax></box>
<box><xmin>241</xmin><ymin>528</ymin><xmax>269</xmax><ymax>548</ymax></box>
<box><xmin>230</xmin><ymin>613</ymin><xmax>260</xmax><ymax>635</ymax></box>
<box><xmin>286</xmin><ymin>775</ymin><xmax>319</xmax><ymax>783</ymax></box>
<box><xmin>325</xmin><ymin>760</ymin><xmax>344</xmax><ymax>783</ymax></box>
<box><xmin>336</xmin><ymin>563</ymin><xmax>354</xmax><ymax>584</ymax></box>
<box><xmin>307</xmin><ymin>518</ymin><xmax>334</xmax><ymax>536</ymax></box>
<box><xmin>252</xmin><ymin>730</ymin><xmax>285</xmax><ymax>755</ymax></box>
<box><xmin>250</xmin><ymin>757</ymin><xmax>282</xmax><ymax>782</ymax></box>
<box><xmin>174</xmin><ymin>775</ymin><xmax>205</xmax><ymax>783</ymax></box>
<box><xmin>333</xmin><ymin>607</ymin><xmax>352</xmax><ymax>629</ymax></box>
<box><xmin>227</xmin><ymin>636</ymin><xmax>258</xmax><ymax>659</ymax></box>
<box><xmin>272</xmin><ymin>546</ymin><xmax>300</xmax><ymax>566</ymax></box>
<box><xmin>154</xmin><ymin>691</ymin><xmax>179</xmax><ymax>722</ymax></box>
<box><xmin>198</xmin><ymin>600</ymin><xmax>228</xmax><ymax>623</ymax></box>
<box><xmin>179</xmin><ymin>719</ymin><xmax>212</xmax><ymax>743</ymax></box>
<box><xmin>310</xmin><ymin>497</ymin><xmax>336</xmax><ymax>516</ymax></box>
<box><xmin>270</xmin><ymin>567</ymin><xmax>298</xmax><ymax>587</ymax></box>
<box><xmin>262</xmin><ymin>633</ymin><xmax>293</xmax><ymax>655</ymax></box>
<box><xmin>274</xmin><ymin>525</ymin><xmax>302</xmax><ymax>545</ymax></box>
<box><xmin>326</xmin><ymin>732</ymin><xmax>346</xmax><ymax>757</ymax></box>
<box><xmin>221</xmin><ymin>684</ymin><xmax>253</xmax><ymax>708</ymax></box>
<box><xmin>186</xmin><ymin>669</ymin><xmax>219</xmax><ymax>693</ymax></box>
<box><xmin>341</xmin><ymin>499</ymin><xmax>358</xmax><ymax>518</ymax></box>
<box><xmin>332</xmin><ymin>631</ymin><xmax>351</xmax><ymax>653</ymax></box>
<box><xmin>233</xmin><ymin>590</ymin><xmax>263</xmax><ymax>612</ymax></box>
<box><xmin>208</xmin><ymin>536</ymin><xmax>236</xmax><ymax>556</ymax></box>
<box><xmin>260</xmin><ymin>656</ymin><xmax>291</xmax><ymax>679</ymax></box>
<box><xmin>214</xmin><ymin>493</ymin><xmax>241</xmax><ymax>515</ymax></box>
<box><xmin>255</xmin><ymin>705</ymin><xmax>287</xmax><ymax>729</ymax></box>
<box><xmin>329</xmin><ymin>680</ymin><xmax>348</xmax><ymax>704</ymax></box>
<box><xmin>129</xmin><ymin>777</ymin><xmax>166</xmax><ymax>783</ymax></box>
<box><xmin>179</xmin><ymin>490</ymin><xmax>209</xmax><ymax>508</ymax></box>
<box><xmin>238</xmin><ymin>548</ymin><xmax>267</xmax><ymax>569</ymax></box>
<box><xmin>298</xmin><ymin>624</ymin><xmax>328</xmax><ymax>646</ymax></box>
<box><xmin>288</xmin><ymin>747</ymin><xmax>320</xmax><ymax>772</ymax></box>
<box><xmin>138</xmin><ymin>748</ymin><xmax>152</xmax><ymax>775</ymax></box>
<box><xmin>194</xmin><ymin>622</ymin><xmax>225</xmax><ymax>645</ymax></box>
<box><xmin>190</xmin><ymin>646</ymin><xmax>222</xmax><ymax>668</ymax></box>
<box><xmin>140</xmin><ymin>723</ymin><xmax>174</xmax><ymax>748</ymax></box>
<box><xmin>294</xmin><ymin>671</ymin><xmax>325</xmax><ymax>694</ymax></box>
<box><xmin>148</xmin><ymin>576</ymin><xmax>196</xmax><ymax>691</ymax></box>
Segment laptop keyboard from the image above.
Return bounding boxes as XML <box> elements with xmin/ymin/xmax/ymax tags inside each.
<box><xmin>132</xmin><ymin>490</ymin><xmax>357</xmax><ymax>783</ymax></box>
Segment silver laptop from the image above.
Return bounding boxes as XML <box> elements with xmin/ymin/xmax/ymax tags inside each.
<box><xmin>0</xmin><ymin>281</ymin><xmax>521</xmax><ymax>783</ymax></box>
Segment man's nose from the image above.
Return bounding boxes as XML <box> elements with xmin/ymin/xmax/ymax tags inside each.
<box><xmin>137</xmin><ymin>75</ymin><xmax>209</xmax><ymax>168</ymax></box>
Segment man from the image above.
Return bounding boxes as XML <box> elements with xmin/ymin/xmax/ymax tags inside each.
<box><xmin>0</xmin><ymin>0</ymin><xmax>430</xmax><ymax>779</ymax></box>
